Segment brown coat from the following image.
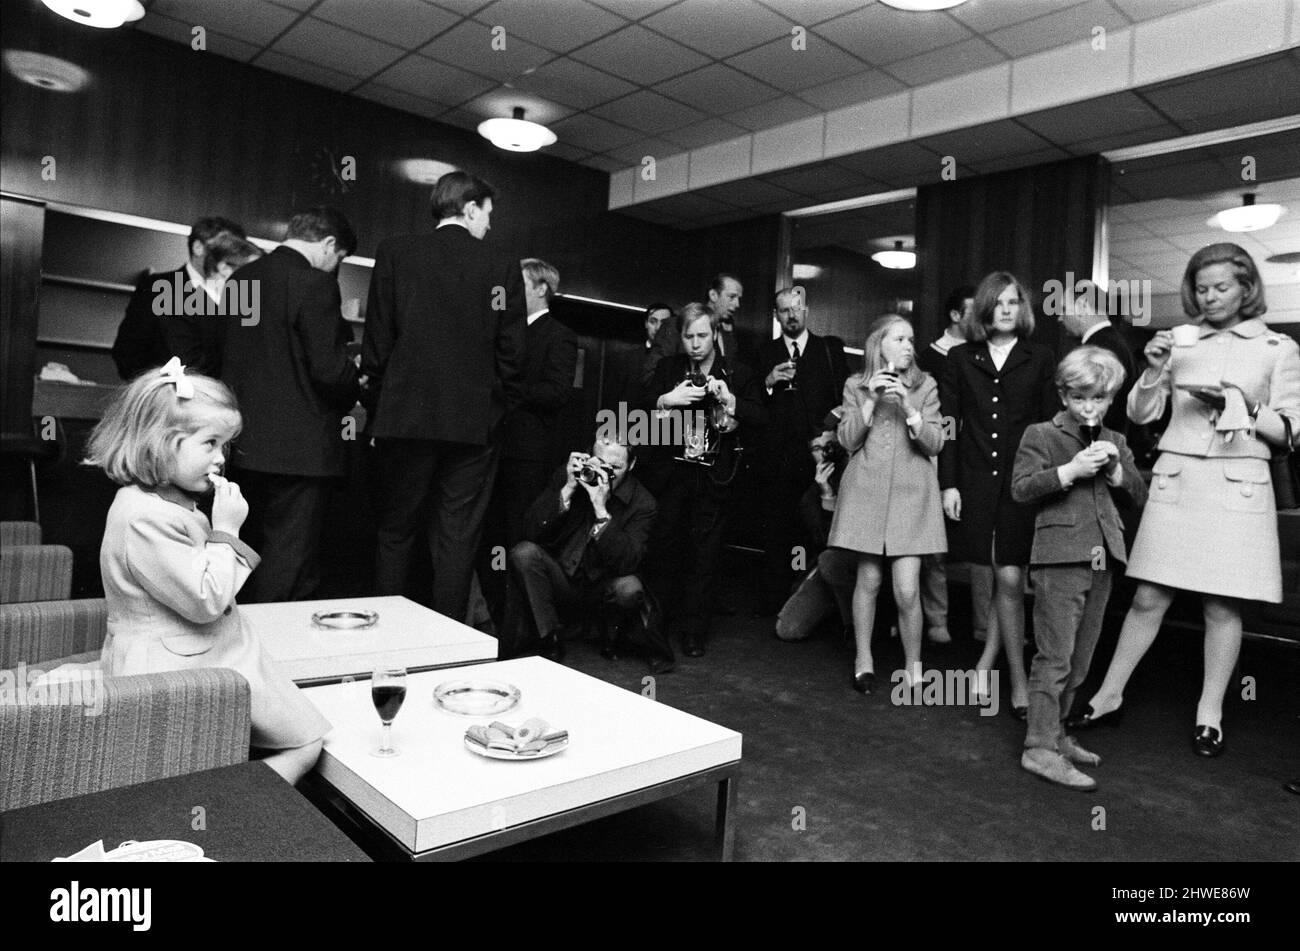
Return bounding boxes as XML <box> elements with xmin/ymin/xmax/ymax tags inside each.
<box><xmin>828</xmin><ymin>373</ymin><xmax>947</xmax><ymax>556</ymax></box>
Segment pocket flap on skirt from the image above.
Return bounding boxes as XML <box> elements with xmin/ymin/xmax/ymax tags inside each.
<box><xmin>1222</xmin><ymin>459</ymin><xmax>1269</xmax><ymax>484</ymax></box>
<box><xmin>159</xmin><ymin>633</ymin><xmax>214</xmax><ymax>657</ymax></box>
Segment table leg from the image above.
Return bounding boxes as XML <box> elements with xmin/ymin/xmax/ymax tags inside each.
<box><xmin>715</xmin><ymin>774</ymin><xmax>737</xmax><ymax>862</ymax></box>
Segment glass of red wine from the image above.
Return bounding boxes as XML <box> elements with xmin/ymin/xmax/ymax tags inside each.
<box><xmin>1081</xmin><ymin>419</ymin><xmax>1102</xmax><ymax>445</ymax></box>
<box><xmin>371</xmin><ymin>667</ymin><xmax>407</xmax><ymax>758</ymax></box>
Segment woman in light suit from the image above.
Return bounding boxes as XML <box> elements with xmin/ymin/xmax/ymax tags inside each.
<box><xmin>828</xmin><ymin>315</ymin><xmax>947</xmax><ymax>693</ymax></box>
<box><xmin>1073</xmin><ymin>244</ymin><xmax>1300</xmax><ymax>756</ymax></box>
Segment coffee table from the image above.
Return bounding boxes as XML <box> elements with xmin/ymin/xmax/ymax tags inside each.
<box><xmin>241</xmin><ymin>595</ymin><xmax>496</xmax><ymax>685</ymax></box>
<box><xmin>301</xmin><ymin>657</ymin><xmax>742</xmax><ymax>861</ymax></box>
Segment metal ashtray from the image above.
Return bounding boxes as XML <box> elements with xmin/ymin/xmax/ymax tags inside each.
<box><xmin>310</xmin><ymin>610</ymin><xmax>379</xmax><ymax>630</ymax></box>
<box><xmin>433</xmin><ymin>679</ymin><xmax>521</xmax><ymax>717</ymax></box>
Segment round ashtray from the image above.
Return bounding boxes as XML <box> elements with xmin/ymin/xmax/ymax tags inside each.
<box><xmin>311</xmin><ymin>610</ymin><xmax>379</xmax><ymax>630</ymax></box>
<box><xmin>433</xmin><ymin>679</ymin><xmax>521</xmax><ymax>717</ymax></box>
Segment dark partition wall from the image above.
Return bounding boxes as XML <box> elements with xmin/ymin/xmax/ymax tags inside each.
<box><xmin>0</xmin><ymin>196</ymin><xmax>44</xmax><ymax>433</ymax></box>
<box><xmin>914</xmin><ymin>155</ymin><xmax>1108</xmax><ymax>354</ymax></box>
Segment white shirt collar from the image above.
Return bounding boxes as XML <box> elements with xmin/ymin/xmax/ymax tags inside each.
<box><xmin>527</xmin><ymin>307</ymin><xmax>549</xmax><ymax>326</ymax></box>
<box><xmin>185</xmin><ymin>261</ymin><xmax>222</xmax><ymax>303</ymax></box>
<box><xmin>783</xmin><ymin>329</ymin><xmax>809</xmax><ymax>355</ymax></box>
<box><xmin>1080</xmin><ymin>321</ymin><xmax>1108</xmax><ymax>344</ymax></box>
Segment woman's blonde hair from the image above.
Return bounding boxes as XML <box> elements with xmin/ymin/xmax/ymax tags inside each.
<box><xmin>85</xmin><ymin>364</ymin><xmax>241</xmax><ymax>487</ymax></box>
<box><xmin>859</xmin><ymin>314</ymin><xmax>922</xmax><ymax>389</ymax></box>
<box><xmin>1181</xmin><ymin>242</ymin><xmax>1267</xmax><ymax>319</ymax></box>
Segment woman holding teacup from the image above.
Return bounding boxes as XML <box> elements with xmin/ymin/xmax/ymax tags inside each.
<box><xmin>1072</xmin><ymin>243</ymin><xmax>1300</xmax><ymax>756</ymax></box>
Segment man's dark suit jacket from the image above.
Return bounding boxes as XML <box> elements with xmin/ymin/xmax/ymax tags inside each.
<box><xmin>218</xmin><ymin>246</ymin><xmax>359</xmax><ymax>478</ymax></box>
<box><xmin>638</xmin><ymin>352</ymin><xmax>767</xmax><ymax>471</ymax></box>
<box><xmin>503</xmin><ymin>313</ymin><xmax>578</xmax><ymax>463</ymax></box>
<box><xmin>757</xmin><ymin>332</ymin><xmax>849</xmax><ymax>448</ymax></box>
<box><xmin>522</xmin><ymin>467</ymin><xmax>657</xmax><ymax>584</ymax></box>
<box><xmin>1078</xmin><ymin>323</ymin><xmax>1138</xmax><ymax>435</ymax></box>
<box><xmin>362</xmin><ymin>225</ymin><xmax>525</xmax><ymax>444</ymax></box>
<box><xmin>112</xmin><ymin>266</ymin><xmax>220</xmax><ymax>380</ymax></box>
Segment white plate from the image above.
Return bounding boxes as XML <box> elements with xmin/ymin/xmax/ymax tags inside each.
<box><xmin>463</xmin><ymin>736</ymin><xmax>569</xmax><ymax>760</ymax></box>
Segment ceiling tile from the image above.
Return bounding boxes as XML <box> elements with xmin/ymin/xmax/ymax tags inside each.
<box><xmin>419</xmin><ymin>21</ymin><xmax>555</xmax><ymax>80</ymax></box>
<box><xmin>136</xmin><ymin>15</ymin><xmax>262</xmax><ymax>62</ymax></box>
<box><xmin>253</xmin><ymin>50</ymin><xmax>359</xmax><ymax>92</ymax></box>
<box><xmin>1061</xmin><ymin>125</ymin><xmax>1185</xmax><ymax>155</ymax></box>
<box><xmin>796</xmin><ymin>69</ymin><xmax>907</xmax><ymax>110</ymax></box>
<box><xmin>581</xmin><ymin>154</ymin><xmax>630</xmax><ymax>173</ymax></box>
<box><xmin>551</xmin><ymin>112</ymin><xmax>643</xmax><ymax>151</ymax></box>
<box><xmin>149</xmin><ymin>0</ymin><xmax>302</xmax><ymax>45</ymax></box>
<box><xmin>430</xmin><ymin>106</ymin><xmax>483</xmax><ymax>131</ymax></box>
<box><xmin>352</xmin><ymin>82</ymin><xmax>448</xmax><ymax>119</ymax></box>
<box><xmin>543</xmin><ymin>141</ymin><xmax>595</xmax><ymax>162</ymax></box>
<box><xmin>512</xmin><ymin>57</ymin><xmax>638</xmax><ymax>109</ymax></box>
<box><xmin>726</xmin><ymin>95</ymin><xmax>822</xmax><ymax>131</ymax></box>
<box><xmin>589</xmin><ymin>90</ymin><xmax>708</xmax><ymax>134</ymax></box>
<box><xmin>271</xmin><ymin>18</ymin><xmax>407</xmax><ymax>78</ymax></box>
<box><xmin>427</xmin><ymin>0</ymin><xmax>496</xmax><ymax>13</ymax></box>
<box><xmin>949</xmin><ymin>0</ymin><xmax>1091</xmax><ymax>34</ymax></box>
<box><xmin>833</xmin><ymin>141</ymin><xmax>945</xmax><ymax>185</ymax></box>
<box><xmin>1016</xmin><ymin>92</ymin><xmax>1172</xmax><ymax>146</ymax></box>
<box><xmin>571</xmin><ymin>25</ymin><xmax>711</xmax><ymax>85</ymax></box>
<box><xmin>654</xmin><ymin>64</ymin><xmax>783</xmax><ymax>114</ymax></box>
<box><xmin>814</xmin><ymin>4</ymin><xmax>971</xmax><ymax>67</ymax></box>
<box><xmin>1108</xmin><ymin>0</ymin><xmax>1218</xmax><ymax>21</ymax></box>
<box><xmin>369</xmin><ymin>54</ymin><xmax>496</xmax><ymax>104</ymax></box>
<box><xmin>726</xmin><ymin>34</ymin><xmax>868</xmax><ymax>93</ymax></box>
<box><xmin>456</xmin><ymin>88</ymin><xmax>574</xmax><ymax>125</ymax></box>
<box><xmin>312</xmin><ymin>0</ymin><xmax>459</xmax><ymax>48</ymax></box>
<box><xmin>759</xmin><ymin>161</ymin><xmax>883</xmax><ymax>196</ymax></box>
<box><xmin>883</xmin><ymin>36</ymin><xmax>1006</xmax><ymax>87</ymax></box>
<box><xmin>602</xmin><ymin>137</ymin><xmax>683</xmax><ymax>164</ymax></box>
<box><xmin>757</xmin><ymin>0</ymin><xmax>865</xmax><ymax>25</ymax></box>
<box><xmin>916</xmin><ymin>120</ymin><xmax>1056</xmax><ymax>166</ymax></box>
<box><xmin>639</xmin><ymin>192</ymin><xmax>740</xmax><ymax>218</ymax></box>
<box><xmin>268</xmin><ymin>0</ymin><xmax>317</xmax><ymax>9</ymax></box>
<box><xmin>661</xmin><ymin>117</ymin><xmax>753</xmax><ymax>149</ymax></box>
<box><xmin>1139</xmin><ymin>55</ymin><xmax>1300</xmax><ymax>132</ymax></box>
<box><xmin>984</xmin><ymin>0</ymin><xmax>1130</xmax><ymax>58</ymax></box>
<box><xmin>642</xmin><ymin>0</ymin><xmax>796</xmax><ymax>59</ymax></box>
<box><xmin>694</xmin><ymin>178</ymin><xmax>801</xmax><ymax>207</ymax></box>
<box><xmin>966</xmin><ymin>146</ymin><xmax>1074</xmax><ymax>176</ymax></box>
<box><xmin>585</xmin><ymin>0</ymin><xmax>677</xmax><ymax>17</ymax></box>
<box><xmin>472</xmin><ymin>0</ymin><xmax>627</xmax><ymax>53</ymax></box>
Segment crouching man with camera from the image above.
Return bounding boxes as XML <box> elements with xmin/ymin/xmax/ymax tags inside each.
<box><xmin>500</xmin><ymin>436</ymin><xmax>671</xmax><ymax>671</ymax></box>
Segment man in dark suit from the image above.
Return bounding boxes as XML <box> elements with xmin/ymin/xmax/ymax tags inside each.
<box><xmin>497</xmin><ymin>257</ymin><xmax>578</xmax><ymax>546</ymax></box>
<box><xmin>501</xmin><ymin>437</ymin><xmax>668</xmax><ymax>671</ymax></box>
<box><xmin>362</xmin><ymin>170</ymin><xmax>526</xmax><ymax>622</ymax></box>
<box><xmin>112</xmin><ymin>216</ymin><xmax>245</xmax><ymax>380</ymax></box>
<box><xmin>1059</xmin><ymin>281</ymin><xmax>1138</xmax><ymax>436</ymax></box>
<box><xmin>643</xmin><ymin>275</ymin><xmax>745</xmax><ymax>389</ymax></box>
<box><xmin>756</xmin><ymin>287</ymin><xmax>848</xmax><ymax>614</ymax></box>
<box><xmin>219</xmin><ymin>206</ymin><xmax>360</xmax><ymax>602</ymax></box>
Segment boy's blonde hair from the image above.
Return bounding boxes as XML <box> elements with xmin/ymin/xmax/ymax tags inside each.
<box><xmin>85</xmin><ymin>363</ymin><xmax>241</xmax><ymax>487</ymax></box>
<box><xmin>1055</xmin><ymin>346</ymin><xmax>1125</xmax><ymax>399</ymax></box>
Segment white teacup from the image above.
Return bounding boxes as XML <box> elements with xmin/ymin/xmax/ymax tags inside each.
<box><xmin>1171</xmin><ymin>324</ymin><xmax>1200</xmax><ymax>347</ymax></box>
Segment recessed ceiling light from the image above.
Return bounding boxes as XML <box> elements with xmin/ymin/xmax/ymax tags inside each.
<box><xmin>879</xmin><ymin>0</ymin><xmax>969</xmax><ymax>11</ymax></box>
<box><xmin>1207</xmin><ymin>193</ymin><xmax>1287</xmax><ymax>233</ymax></box>
<box><xmin>478</xmin><ymin>107</ymin><xmax>556</xmax><ymax>153</ymax></box>
<box><xmin>41</xmin><ymin>0</ymin><xmax>144</xmax><ymax>29</ymax></box>
<box><xmin>2</xmin><ymin>50</ymin><xmax>90</xmax><ymax>92</ymax></box>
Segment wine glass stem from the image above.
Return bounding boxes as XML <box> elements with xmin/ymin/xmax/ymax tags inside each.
<box><xmin>381</xmin><ymin>721</ymin><xmax>392</xmax><ymax>754</ymax></box>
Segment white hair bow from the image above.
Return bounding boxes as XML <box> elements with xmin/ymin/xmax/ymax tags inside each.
<box><xmin>158</xmin><ymin>356</ymin><xmax>195</xmax><ymax>400</ymax></box>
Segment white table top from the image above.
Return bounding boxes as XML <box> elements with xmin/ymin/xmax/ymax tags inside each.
<box><xmin>303</xmin><ymin>657</ymin><xmax>743</xmax><ymax>854</ymax></box>
<box><xmin>243</xmin><ymin>596</ymin><xmax>496</xmax><ymax>684</ymax></box>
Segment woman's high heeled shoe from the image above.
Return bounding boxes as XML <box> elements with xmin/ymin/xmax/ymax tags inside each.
<box><xmin>852</xmin><ymin>671</ymin><xmax>877</xmax><ymax>694</ymax></box>
<box><xmin>1065</xmin><ymin>702</ymin><xmax>1123</xmax><ymax>731</ymax></box>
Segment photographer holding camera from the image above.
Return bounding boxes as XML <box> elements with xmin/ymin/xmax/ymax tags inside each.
<box><xmin>499</xmin><ymin>436</ymin><xmax>670</xmax><ymax>671</ymax></box>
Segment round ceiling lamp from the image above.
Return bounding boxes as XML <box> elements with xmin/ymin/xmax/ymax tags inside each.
<box><xmin>3</xmin><ymin>50</ymin><xmax>90</xmax><ymax>92</ymax></box>
<box><xmin>872</xmin><ymin>240</ymin><xmax>916</xmax><ymax>270</ymax></box>
<box><xmin>477</xmin><ymin>107</ymin><xmax>557</xmax><ymax>153</ymax></box>
<box><xmin>1208</xmin><ymin>193</ymin><xmax>1286</xmax><ymax>233</ymax></box>
<box><xmin>879</xmin><ymin>1</ymin><xmax>969</xmax><ymax>11</ymax></box>
<box><xmin>41</xmin><ymin>0</ymin><xmax>145</xmax><ymax>29</ymax></box>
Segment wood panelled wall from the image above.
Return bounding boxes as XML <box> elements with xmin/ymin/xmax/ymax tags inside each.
<box><xmin>0</xmin><ymin>1</ymin><xmax>762</xmax><ymax>306</ymax></box>
<box><xmin>914</xmin><ymin>156</ymin><xmax>1108</xmax><ymax>355</ymax></box>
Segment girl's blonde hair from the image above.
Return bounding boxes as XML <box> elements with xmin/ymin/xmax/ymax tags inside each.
<box><xmin>85</xmin><ymin>364</ymin><xmax>241</xmax><ymax>487</ymax></box>
<box><xmin>859</xmin><ymin>314</ymin><xmax>923</xmax><ymax>389</ymax></box>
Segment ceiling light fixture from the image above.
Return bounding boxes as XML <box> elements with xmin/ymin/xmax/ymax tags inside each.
<box><xmin>1208</xmin><ymin>193</ymin><xmax>1287</xmax><ymax>233</ymax></box>
<box><xmin>879</xmin><ymin>0</ymin><xmax>969</xmax><ymax>11</ymax></box>
<box><xmin>872</xmin><ymin>240</ymin><xmax>915</xmax><ymax>270</ymax></box>
<box><xmin>2</xmin><ymin>50</ymin><xmax>90</xmax><ymax>92</ymax></box>
<box><xmin>41</xmin><ymin>0</ymin><xmax>144</xmax><ymax>29</ymax></box>
<box><xmin>477</xmin><ymin>107</ymin><xmax>556</xmax><ymax>153</ymax></box>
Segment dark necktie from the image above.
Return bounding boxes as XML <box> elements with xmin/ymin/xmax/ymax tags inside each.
<box><xmin>790</xmin><ymin>342</ymin><xmax>801</xmax><ymax>362</ymax></box>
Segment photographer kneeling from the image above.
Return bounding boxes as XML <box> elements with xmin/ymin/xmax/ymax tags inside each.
<box><xmin>500</xmin><ymin>436</ymin><xmax>669</xmax><ymax>671</ymax></box>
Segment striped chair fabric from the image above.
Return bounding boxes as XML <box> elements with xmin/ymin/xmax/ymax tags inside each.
<box><xmin>0</xmin><ymin>598</ymin><xmax>108</xmax><ymax>669</ymax></box>
<box><xmin>0</xmin><ymin>521</ymin><xmax>42</xmax><ymax>546</ymax></box>
<box><xmin>0</xmin><ymin>544</ymin><xmax>74</xmax><ymax>603</ymax></box>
